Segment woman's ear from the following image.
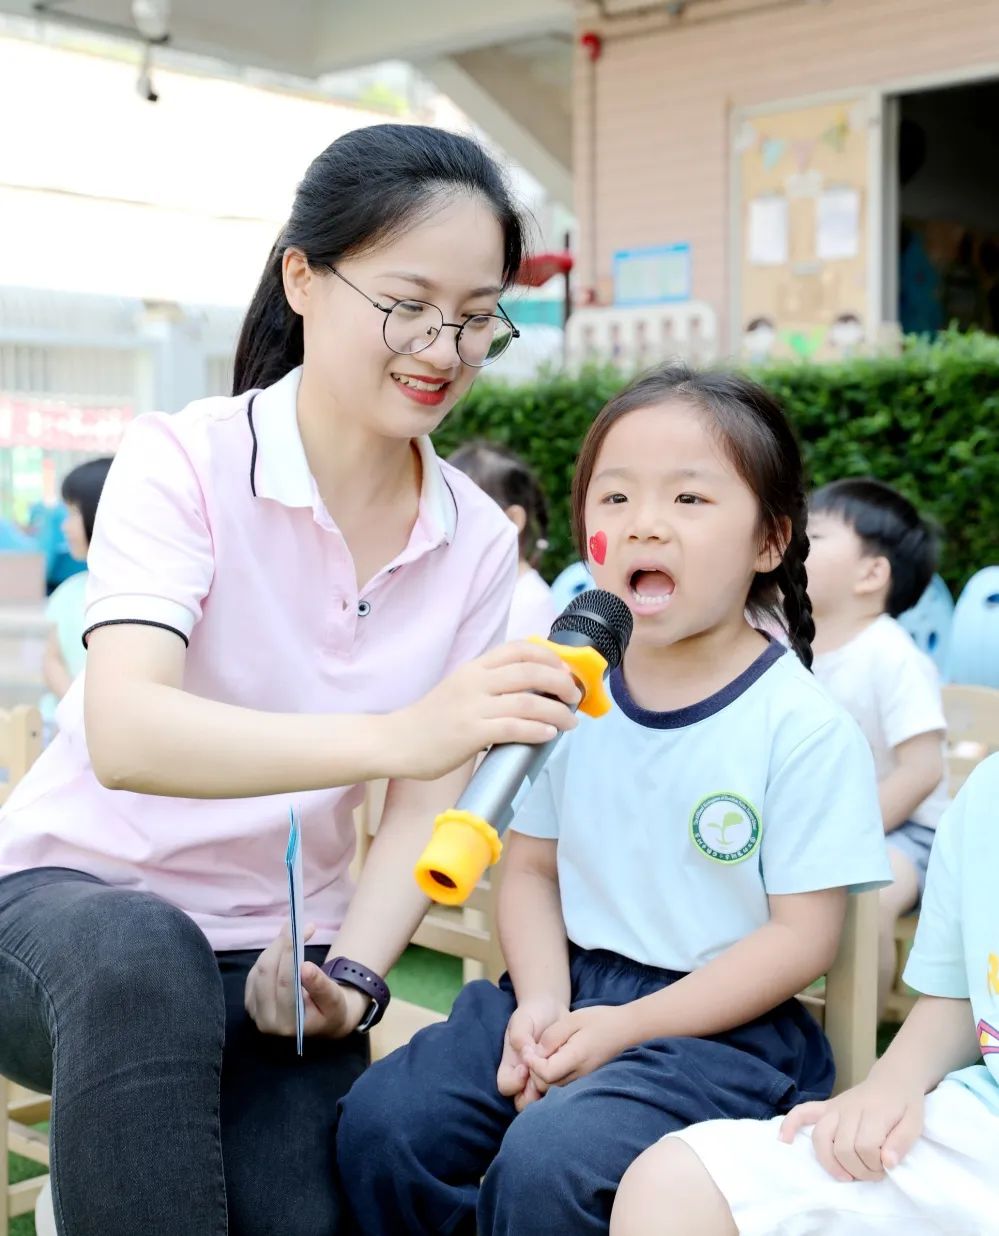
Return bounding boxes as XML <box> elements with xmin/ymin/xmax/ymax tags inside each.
<box><xmin>505</xmin><ymin>504</ymin><xmax>527</xmax><ymax>534</ymax></box>
<box><xmin>756</xmin><ymin>516</ymin><xmax>791</xmax><ymax>574</ymax></box>
<box><xmin>282</xmin><ymin>249</ymin><xmax>313</xmax><ymax>317</ymax></box>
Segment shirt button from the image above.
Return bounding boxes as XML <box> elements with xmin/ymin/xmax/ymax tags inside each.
<box><xmin>357</xmin><ymin>600</ymin><xmax>371</xmax><ymax>617</ymax></box>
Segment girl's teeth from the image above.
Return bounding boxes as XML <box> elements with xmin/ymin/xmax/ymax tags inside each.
<box><xmin>630</xmin><ymin>590</ymin><xmax>672</xmax><ymax>605</ymax></box>
<box><xmin>393</xmin><ymin>375</ymin><xmax>446</xmax><ymax>392</ymax></box>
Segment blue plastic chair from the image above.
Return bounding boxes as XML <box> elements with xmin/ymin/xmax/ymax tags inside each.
<box><xmin>897</xmin><ymin>574</ymin><xmax>954</xmax><ymax>675</ymax></box>
<box><xmin>549</xmin><ymin>560</ymin><xmax>595</xmax><ymax>612</ymax></box>
<box><xmin>945</xmin><ymin>566</ymin><xmax>999</xmax><ymax>688</ymax></box>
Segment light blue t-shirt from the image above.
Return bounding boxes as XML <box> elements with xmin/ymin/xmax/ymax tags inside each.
<box><xmin>903</xmin><ymin>755</ymin><xmax>999</xmax><ymax>1116</ymax></box>
<box><xmin>512</xmin><ymin>641</ymin><xmax>892</xmax><ymax>973</ymax></box>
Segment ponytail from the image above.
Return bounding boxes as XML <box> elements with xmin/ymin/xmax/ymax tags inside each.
<box><xmin>232</xmin><ymin>239</ymin><xmax>304</xmax><ymax>395</ymax></box>
<box><xmin>776</xmin><ymin>525</ymin><xmax>816</xmax><ymax>669</ymax></box>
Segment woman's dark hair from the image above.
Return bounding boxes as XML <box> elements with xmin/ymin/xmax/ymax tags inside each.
<box><xmin>449</xmin><ymin>441</ymin><xmax>550</xmax><ymax>567</ymax></box>
<box><xmin>61</xmin><ymin>457</ymin><xmax>114</xmax><ymax>545</ymax></box>
<box><xmin>810</xmin><ymin>478</ymin><xmax>938</xmax><ymax>616</ymax></box>
<box><xmin>232</xmin><ymin>124</ymin><xmax>525</xmax><ymax>395</ymax></box>
<box><xmin>571</xmin><ymin>365</ymin><xmax>816</xmax><ymax>667</ymax></box>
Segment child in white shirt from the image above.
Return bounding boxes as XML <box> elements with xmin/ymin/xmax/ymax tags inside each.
<box><xmin>805</xmin><ymin>478</ymin><xmax>948</xmax><ymax>1014</ymax></box>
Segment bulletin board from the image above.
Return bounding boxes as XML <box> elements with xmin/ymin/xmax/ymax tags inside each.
<box><xmin>732</xmin><ymin>95</ymin><xmax>876</xmax><ymax>362</ymax></box>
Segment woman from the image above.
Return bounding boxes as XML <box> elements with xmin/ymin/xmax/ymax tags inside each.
<box><xmin>0</xmin><ymin>124</ymin><xmax>578</xmax><ymax>1236</ymax></box>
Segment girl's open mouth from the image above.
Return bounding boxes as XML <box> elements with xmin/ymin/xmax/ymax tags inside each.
<box><xmin>628</xmin><ymin>568</ymin><xmax>676</xmax><ymax>615</ymax></box>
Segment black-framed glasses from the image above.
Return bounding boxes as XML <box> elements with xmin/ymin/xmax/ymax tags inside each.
<box><xmin>328</xmin><ymin>267</ymin><xmax>519</xmax><ymax>368</ymax></box>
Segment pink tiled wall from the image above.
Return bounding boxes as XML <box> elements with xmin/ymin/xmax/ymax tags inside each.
<box><xmin>573</xmin><ymin>0</ymin><xmax>999</xmax><ymax>347</ymax></box>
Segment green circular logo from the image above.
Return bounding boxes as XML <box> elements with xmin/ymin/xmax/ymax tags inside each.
<box><xmin>690</xmin><ymin>793</ymin><xmax>761</xmax><ymax>864</ymax></box>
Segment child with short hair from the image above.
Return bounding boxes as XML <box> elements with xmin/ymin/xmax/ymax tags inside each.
<box><xmin>336</xmin><ymin>367</ymin><xmax>891</xmax><ymax>1235</ymax></box>
<box><xmin>449</xmin><ymin>440</ymin><xmax>558</xmax><ymax>640</ymax></box>
<box><xmin>805</xmin><ymin>478</ymin><xmax>948</xmax><ymax>1013</ymax></box>
<box><xmin>611</xmin><ymin>754</ymin><xmax>999</xmax><ymax>1236</ymax></box>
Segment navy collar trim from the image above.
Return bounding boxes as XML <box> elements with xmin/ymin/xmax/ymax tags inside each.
<box><xmin>610</xmin><ymin>638</ymin><xmax>786</xmax><ymax>730</ymax></box>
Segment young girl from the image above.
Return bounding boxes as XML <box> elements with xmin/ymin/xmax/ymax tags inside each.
<box><xmin>40</xmin><ymin>456</ymin><xmax>113</xmax><ymax>722</ymax></box>
<box><xmin>0</xmin><ymin>125</ymin><xmax>579</xmax><ymax>1236</ymax></box>
<box><xmin>449</xmin><ymin>440</ymin><xmax>558</xmax><ymax>639</ymax></box>
<box><xmin>336</xmin><ymin>366</ymin><xmax>893</xmax><ymax>1235</ymax></box>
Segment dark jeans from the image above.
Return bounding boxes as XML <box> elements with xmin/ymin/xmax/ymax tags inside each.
<box><xmin>0</xmin><ymin>867</ymin><xmax>368</xmax><ymax>1236</ymax></box>
<box><xmin>337</xmin><ymin>945</ymin><xmax>834</xmax><ymax>1236</ymax></box>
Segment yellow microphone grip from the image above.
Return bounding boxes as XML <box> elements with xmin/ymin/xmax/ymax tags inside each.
<box><xmin>414</xmin><ymin>809</ymin><xmax>503</xmax><ymax>905</ymax></box>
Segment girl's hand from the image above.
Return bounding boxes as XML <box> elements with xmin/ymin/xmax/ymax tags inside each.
<box><xmin>778</xmin><ymin>1080</ymin><xmax>925</xmax><ymax>1181</ymax></box>
<box><xmin>391</xmin><ymin>641</ymin><xmax>580</xmax><ymax>782</ymax></box>
<box><xmin>525</xmin><ymin>1004</ymin><xmax>630</xmax><ymax>1089</ymax></box>
<box><xmin>497</xmin><ymin>994</ymin><xmax>568</xmax><ymax>1112</ymax></box>
<box><xmin>244</xmin><ymin>923</ymin><xmax>367</xmax><ymax>1039</ymax></box>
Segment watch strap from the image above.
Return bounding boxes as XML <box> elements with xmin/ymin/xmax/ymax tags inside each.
<box><xmin>320</xmin><ymin>956</ymin><xmax>390</xmax><ymax>1032</ymax></box>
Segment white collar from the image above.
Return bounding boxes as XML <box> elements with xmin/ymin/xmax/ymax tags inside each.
<box><xmin>248</xmin><ymin>366</ymin><xmax>456</xmax><ymax>541</ymax></box>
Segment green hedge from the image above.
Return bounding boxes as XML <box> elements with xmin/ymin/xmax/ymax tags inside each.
<box><xmin>434</xmin><ymin>330</ymin><xmax>999</xmax><ymax>595</ymax></box>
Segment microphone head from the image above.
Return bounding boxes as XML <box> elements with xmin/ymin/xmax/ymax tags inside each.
<box><xmin>549</xmin><ymin>588</ymin><xmax>634</xmax><ymax>671</ymax></box>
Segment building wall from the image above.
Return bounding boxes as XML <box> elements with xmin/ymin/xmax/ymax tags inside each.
<box><xmin>573</xmin><ymin>0</ymin><xmax>999</xmax><ymax>347</ymax></box>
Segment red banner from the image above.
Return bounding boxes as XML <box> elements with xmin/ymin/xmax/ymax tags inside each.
<box><xmin>0</xmin><ymin>397</ymin><xmax>134</xmax><ymax>452</ymax></box>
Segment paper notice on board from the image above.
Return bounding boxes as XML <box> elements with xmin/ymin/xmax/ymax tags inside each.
<box><xmin>817</xmin><ymin>187</ymin><xmax>860</xmax><ymax>260</ymax></box>
<box><xmin>748</xmin><ymin>197</ymin><xmax>788</xmax><ymax>266</ymax></box>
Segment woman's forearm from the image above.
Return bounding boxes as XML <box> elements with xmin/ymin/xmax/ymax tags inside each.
<box><xmin>86</xmin><ymin>678</ymin><xmax>397</xmax><ymax>797</ymax></box>
<box><xmin>498</xmin><ymin>856</ymin><xmax>571</xmax><ymax>1008</ymax></box>
<box><xmin>330</xmin><ymin>767</ymin><xmax>473</xmax><ymax>975</ymax></box>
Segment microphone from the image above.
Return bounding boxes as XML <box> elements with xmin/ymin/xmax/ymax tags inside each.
<box><xmin>414</xmin><ymin>589</ymin><xmax>634</xmax><ymax>905</ymax></box>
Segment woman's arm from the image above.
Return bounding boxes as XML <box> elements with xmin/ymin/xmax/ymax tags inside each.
<box><xmin>84</xmin><ymin>624</ymin><xmax>579</xmax><ymax>798</ymax></box>
<box><xmin>331</xmin><ymin>764</ymin><xmax>476</xmax><ymax>975</ymax></box>
<box><xmin>42</xmin><ymin>628</ymin><xmax>73</xmax><ymax>699</ymax></box>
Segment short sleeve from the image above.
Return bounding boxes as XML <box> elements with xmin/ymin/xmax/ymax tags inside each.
<box><xmin>83</xmin><ymin>413</ymin><xmax>215</xmax><ymax>646</ymax></box>
<box><xmin>903</xmin><ymin>786</ymin><xmax>967</xmax><ymax>998</ymax></box>
<box><xmin>440</xmin><ymin>522</ymin><xmax>518</xmax><ymax>674</ymax></box>
<box><xmin>761</xmin><ymin>714</ymin><xmax>892</xmax><ymax>895</ymax></box>
<box><xmin>875</xmin><ymin>635</ymin><xmax>946</xmax><ymax>749</ymax></box>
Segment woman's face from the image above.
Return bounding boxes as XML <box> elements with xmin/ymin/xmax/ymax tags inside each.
<box><xmin>63</xmin><ymin>503</ymin><xmax>88</xmax><ymax>560</ymax></box>
<box><xmin>285</xmin><ymin>192</ymin><xmax>507</xmax><ymax>440</ymax></box>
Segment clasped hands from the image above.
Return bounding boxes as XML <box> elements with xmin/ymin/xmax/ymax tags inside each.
<box><xmin>496</xmin><ymin>995</ymin><xmax>630</xmax><ymax>1112</ymax></box>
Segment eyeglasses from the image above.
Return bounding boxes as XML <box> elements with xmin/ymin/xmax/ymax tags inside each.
<box><xmin>328</xmin><ymin>267</ymin><xmax>519</xmax><ymax>368</ymax></box>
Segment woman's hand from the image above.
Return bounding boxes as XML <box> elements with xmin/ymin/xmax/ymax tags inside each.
<box><xmin>390</xmin><ymin>641</ymin><xmax>581</xmax><ymax>782</ymax></box>
<box><xmin>244</xmin><ymin>923</ymin><xmax>368</xmax><ymax>1039</ymax></box>
<box><xmin>778</xmin><ymin>1079</ymin><xmax>925</xmax><ymax>1181</ymax></box>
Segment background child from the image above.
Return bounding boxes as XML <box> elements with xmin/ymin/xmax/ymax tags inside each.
<box><xmin>40</xmin><ymin>456</ymin><xmax>113</xmax><ymax>723</ymax></box>
<box><xmin>449</xmin><ymin>440</ymin><xmax>558</xmax><ymax>639</ymax></box>
<box><xmin>806</xmin><ymin>478</ymin><xmax>948</xmax><ymax>1013</ymax></box>
<box><xmin>612</xmin><ymin>754</ymin><xmax>999</xmax><ymax>1236</ymax></box>
<box><xmin>336</xmin><ymin>367</ymin><xmax>892</xmax><ymax>1235</ymax></box>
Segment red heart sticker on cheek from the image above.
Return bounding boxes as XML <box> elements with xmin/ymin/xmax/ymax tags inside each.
<box><xmin>588</xmin><ymin>530</ymin><xmax>607</xmax><ymax>566</ymax></box>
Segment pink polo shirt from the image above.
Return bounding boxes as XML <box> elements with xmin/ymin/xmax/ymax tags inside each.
<box><xmin>0</xmin><ymin>367</ymin><xmax>518</xmax><ymax>950</ymax></box>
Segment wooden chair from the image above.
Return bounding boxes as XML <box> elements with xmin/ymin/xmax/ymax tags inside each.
<box><xmin>0</xmin><ymin>706</ymin><xmax>49</xmax><ymax>1234</ymax></box>
<box><xmin>884</xmin><ymin>684</ymin><xmax>999</xmax><ymax>1021</ymax></box>
<box><xmin>941</xmin><ymin>683</ymin><xmax>999</xmax><ymax>795</ymax></box>
<box><xmin>797</xmin><ymin>891</ymin><xmax>879</xmax><ymax>1094</ymax></box>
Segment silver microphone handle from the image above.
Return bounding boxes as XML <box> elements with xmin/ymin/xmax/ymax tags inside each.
<box><xmin>453</xmin><ymin>732</ymin><xmax>563</xmax><ymax>838</ymax></box>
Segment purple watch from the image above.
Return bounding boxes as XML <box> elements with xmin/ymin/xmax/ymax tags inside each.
<box><xmin>320</xmin><ymin>957</ymin><xmax>390</xmax><ymax>1033</ymax></box>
